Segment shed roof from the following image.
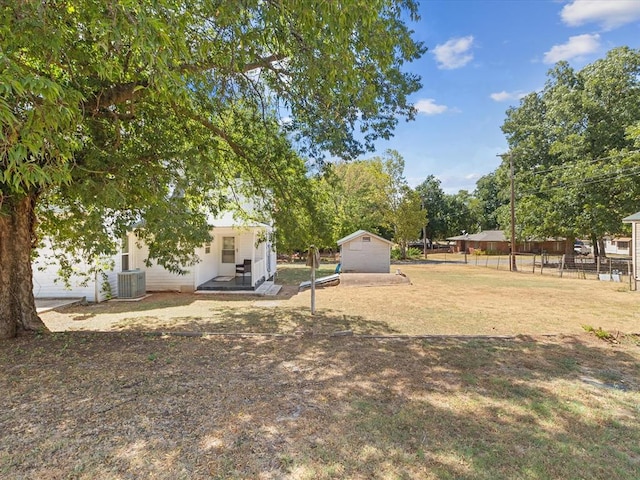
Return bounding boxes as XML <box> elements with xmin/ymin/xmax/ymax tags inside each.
<box><xmin>337</xmin><ymin>230</ymin><xmax>393</xmax><ymax>246</ymax></box>
<box><xmin>447</xmin><ymin>230</ymin><xmax>507</xmax><ymax>242</ymax></box>
<box><xmin>622</xmin><ymin>211</ymin><xmax>640</xmax><ymax>222</ymax></box>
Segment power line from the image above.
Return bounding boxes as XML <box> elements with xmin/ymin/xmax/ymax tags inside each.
<box><xmin>519</xmin><ymin>164</ymin><xmax>640</xmax><ymax>196</ymax></box>
<box><xmin>525</xmin><ymin>149</ymin><xmax>640</xmax><ymax>176</ymax></box>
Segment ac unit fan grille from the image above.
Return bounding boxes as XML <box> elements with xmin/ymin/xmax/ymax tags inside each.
<box><xmin>117</xmin><ymin>270</ymin><xmax>146</xmax><ymax>298</ymax></box>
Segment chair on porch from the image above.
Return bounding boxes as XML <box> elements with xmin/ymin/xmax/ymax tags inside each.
<box><xmin>235</xmin><ymin>259</ymin><xmax>252</xmax><ymax>284</ymax></box>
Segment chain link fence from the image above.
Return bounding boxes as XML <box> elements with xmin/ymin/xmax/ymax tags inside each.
<box><xmin>413</xmin><ymin>252</ymin><xmax>636</xmax><ymax>289</ymax></box>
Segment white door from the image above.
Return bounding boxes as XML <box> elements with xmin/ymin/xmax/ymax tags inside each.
<box><xmin>220</xmin><ymin>236</ymin><xmax>236</xmax><ymax>276</ymax></box>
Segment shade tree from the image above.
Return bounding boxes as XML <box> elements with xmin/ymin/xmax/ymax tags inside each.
<box><xmin>500</xmin><ymin>47</ymin><xmax>640</xmax><ymax>256</ymax></box>
<box><xmin>0</xmin><ymin>0</ymin><xmax>425</xmax><ymax>338</ymax></box>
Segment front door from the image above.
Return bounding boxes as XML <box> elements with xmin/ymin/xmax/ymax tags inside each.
<box><xmin>220</xmin><ymin>236</ymin><xmax>236</xmax><ymax>276</ymax></box>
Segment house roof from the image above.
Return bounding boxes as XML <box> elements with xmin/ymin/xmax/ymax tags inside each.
<box><xmin>447</xmin><ymin>230</ymin><xmax>507</xmax><ymax>242</ymax></box>
<box><xmin>622</xmin><ymin>211</ymin><xmax>640</xmax><ymax>222</ymax></box>
<box><xmin>337</xmin><ymin>230</ymin><xmax>393</xmax><ymax>246</ymax></box>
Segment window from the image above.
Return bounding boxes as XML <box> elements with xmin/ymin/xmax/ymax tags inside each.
<box><xmin>121</xmin><ymin>236</ymin><xmax>130</xmax><ymax>271</ymax></box>
<box><xmin>362</xmin><ymin>236</ymin><xmax>371</xmax><ymax>242</ymax></box>
<box><xmin>618</xmin><ymin>241</ymin><xmax>629</xmax><ymax>249</ymax></box>
<box><xmin>222</xmin><ymin>237</ymin><xmax>235</xmax><ymax>263</ymax></box>
<box><xmin>204</xmin><ymin>243</ymin><xmax>211</xmax><ymax>254</ymax></box>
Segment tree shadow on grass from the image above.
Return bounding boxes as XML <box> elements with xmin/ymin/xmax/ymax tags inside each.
<box><xmin>112</xmin><ymin>306</ymin><xmax>401</xmax><ymax>335</ymax></box>
<box><xmin>54</xmin><ymin>286</ymin><xmax>298</xmax><ymax>320</ymax></box>
<box><xmin>48</xmin><ymin>288</ymin><xmax>302</xmax><ymax>323</ymax></box>
<box><xmin>50</xmin><ymin>292</ymin><xmax>203</xmax><ymax>318</ymax></box>
<box><xmin>1</xmin><ymin>333</ymin><xmax>639</xmax><ymax>479</ymax></box>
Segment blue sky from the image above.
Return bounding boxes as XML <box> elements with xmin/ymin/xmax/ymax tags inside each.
<box><xmin>374</xmin><ymin>0</ymin><xmax>640</xmax><ymax>193</ymax></box>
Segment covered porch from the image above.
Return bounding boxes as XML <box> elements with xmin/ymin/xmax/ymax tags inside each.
<box><xmin>194</xmin><ymin>218</ymin><xmax>276</xmax><ymax>292</ymax></box>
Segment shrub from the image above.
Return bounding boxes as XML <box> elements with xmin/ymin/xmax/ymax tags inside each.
<box><xmin>582</xmin><ymin>325</ymin><xmax>615</xmax><ymax>341</ymax></box>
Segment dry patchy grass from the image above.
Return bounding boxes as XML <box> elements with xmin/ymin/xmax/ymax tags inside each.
<box><xmin>1</xmin><ymin>333</ymin><xmax>639</xmax><ymax>479</ymax></box>
<box><xmin>41</xmin><ymin>263</ymin><xmax>640</xmax><ymax>336</ymax></box>
<box><xmin>7</xmin><ymin>265</ymin><xmax>640</xmax><ymax>478</ymax></box>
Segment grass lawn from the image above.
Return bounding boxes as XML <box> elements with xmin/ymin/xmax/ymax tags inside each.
<box><xmin>41</xmin><ymin>262</ymin><xmax>640</xmax><ymax>336</ymax></box>
<box><xmin>2</xmin><ymin>263</ymin><xmax>639</xmax><ymax>478</ymax></box>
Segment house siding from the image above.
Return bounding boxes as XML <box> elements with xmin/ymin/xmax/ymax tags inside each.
<box><xmin>468</xmin><ymin>241</ymin><xmax>510</xmax><ymax>254</ymax></box>
<box><xmin>236</xmin><ymin>232</ymin><xmax>255</xmax><ymax>265</ymax></box>
<box><xmin>131</xmin><ymin>242</ymin><xmax>195</xmax><ymax>292</ymax></box>
<box><xmin>100</xmin><ymin>270</ymin><xmax>119</xmax><ymax>302</ymax></box>
<box><xmin>193</xmin><ymin>243</ymin><xmax>218</xmax><ymax>287</ymax></box>
<box><xmin>32</xmin><ymin>242</ymin><xmax>116</xmax><ymax>302</ymax></box>
<box><xmin>340</xmin><ymin>236</ymin><xmax>390</xmax><ymax>273</ymax></box>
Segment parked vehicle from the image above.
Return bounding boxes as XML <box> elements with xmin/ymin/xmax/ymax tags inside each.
<box><xmin>574</xmin><ymin>241</ymin><xmax>591</xmax><ymax>256</ymax></box>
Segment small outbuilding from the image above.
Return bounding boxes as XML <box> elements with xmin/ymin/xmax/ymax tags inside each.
<box><xmin>337</xmin><ymin>230</ymin><xmax>392</xmax><ymax>273</ymax></box>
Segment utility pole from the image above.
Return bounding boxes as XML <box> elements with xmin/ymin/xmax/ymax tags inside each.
<box><xmin>498</xmin><ymin>152</ymin><xmax>517</xmax><ymax>272</ymax></box>
<box><xmin>509</xmin><ymin>153</ymin><xmax>517</xmax><ymax>271</ymax></box>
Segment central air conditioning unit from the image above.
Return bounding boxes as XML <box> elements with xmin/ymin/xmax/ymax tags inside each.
<box><xmin>117</xmin><ymin>270</ymin><xmax>146</xmax><ymax>299</ymax></box>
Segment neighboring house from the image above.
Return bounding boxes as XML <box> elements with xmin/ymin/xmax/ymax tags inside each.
<box><xmin>447</xmin><ymin>230</ymin><xmax>509</xmax><ymax>254</ymax></box>
<box><xmin>447</xmin><ymin>230</ymin><xmax>567</xmax><ymax>255</ymax></box>
<box><xmin>521</xmin><ymin>238</ymin><xmax>567</xmax><ymax>255</ymax></box>
<box><xmin>622</xmin><ymin>212</ymin><xmax>640</xmax><ymax>281</ymax></box>
<box><xmin>337</xmin><ymin>230</ymin><xmax>392</xmax><ymax>273</ymax></box>
<box><xmin>604</xmin><ymin>236</ymin><xmax>631</xmax><ymax>256</ymax></box>
<box><xmin>33</xmin><ymin>210</ymin><xmax>276</xmax><ymax>302</ymax></box>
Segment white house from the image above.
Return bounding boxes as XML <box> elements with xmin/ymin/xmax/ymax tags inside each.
<box><xmin>622</xmin><ymin>212</ymin><xmax>640</xmax><ymax>282</ymax></box>
<box><xmin>337</xmin><ymin>230</ymin><xmax>392</xmax><ymax>273</ymax></box>
<box><xmin>603</xmin><ymin>236</ymin><xmax>632</xmax><ymax>256</ymax></box>
<box><xmin>127</xmin><ymin>212</ymin><xmax>276</xmax><ymax>293</ymax></box>
<box><xmin>32</xmin><ymin>238</ymin><xmax>121</xmax><ymax>303</ymax></box>
<box><xmin>33</xmin><ymin>211</ymin><xmax>276</xmax><ymax>302</ymax></box>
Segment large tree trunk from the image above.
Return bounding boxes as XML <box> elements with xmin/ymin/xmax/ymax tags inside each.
<box><xmin>564</xmin><ymin>235</ymin><xmax>576</xmax><ymax>267</ymax></box>
<box><xmin>0</xmin><ymin>194</ymin><xmax>48</xmax><ymax>339</ymax></box>
<box><xmin>597</xmin><ymin>237</ymin><xmax>606</xmax><ymax>259</ymax></box>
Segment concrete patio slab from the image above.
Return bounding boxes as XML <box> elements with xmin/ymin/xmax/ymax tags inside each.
<box><xmin>36</xmin><ymin>298</ymin><xmax>86</xmax><ymax>313</ymax></box>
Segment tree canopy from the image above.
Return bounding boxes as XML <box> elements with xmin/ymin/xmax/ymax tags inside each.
<box><xmin>0</xmin><ymin>0</ymin><xmax>425</xmax><ymax>338</ymax></box>
<box><xmin>499</xmin><ymin>47</ymin><xmax>640</xmax><ymax>253</ymax></box>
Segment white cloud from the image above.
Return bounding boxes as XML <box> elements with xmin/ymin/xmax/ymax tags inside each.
<box><xmin>414</xmin><ymin>98</ymin><xmax>448</xmax><ymax>115</ymax></box>
<box><xmin>543</xmin><ymin>34</ymin><xmax>600</xmax><ymax>64</ymax></box>
<box><xmin>437</xmin><ymin>173</ymin><xmax>478</xmax><ymax>194</ymax></box>
<box><xmin>561</xmin><ymin>0</ymin><xmax>640</xmax><ymax>30</ymax></box>
<box><xmin>490</xmin><ymin>90</ymin><xmax>527</xmax><ymax>102</ymax></box>
<box><xmin>433</xmin><ymin>36</ymin><xmax>475</xmax><ymax>70</ymax></box>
